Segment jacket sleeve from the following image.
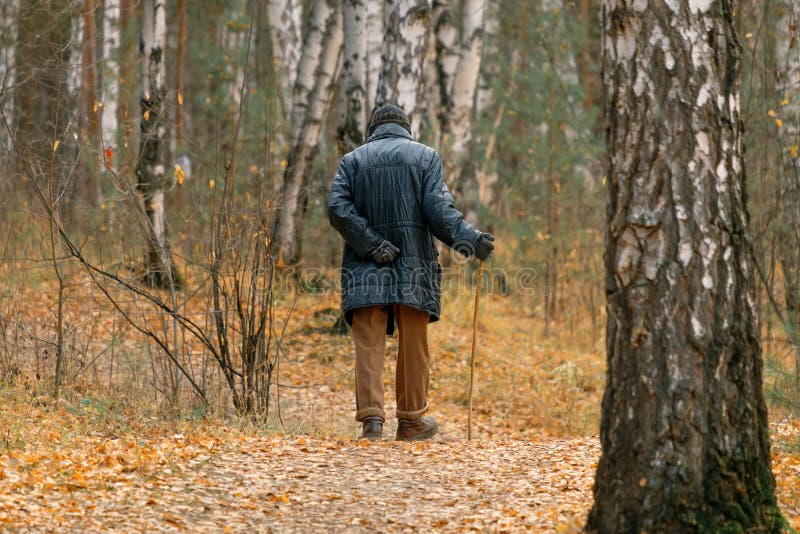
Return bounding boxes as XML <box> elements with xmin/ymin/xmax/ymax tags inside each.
<box><xmin>328</xmin><ymin>160</ymin><xmax>386</xmax><ymax>258</ymax></box>
<box><xmin>420</xmin><ymin>151</ymin><xmax>482</xmax><ymax>255</ymax></box>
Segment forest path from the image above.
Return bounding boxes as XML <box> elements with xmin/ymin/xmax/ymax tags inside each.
<box><xmin>158</xmin><ymin>435</ymin><xmax>597</xmax><ymax>532</ymax></box>
<box><xmin>4</xmin><ymin>421</ymin><xmax>800</xmax><ymax>531</ymax></box>
<box><xmin>2</xmin><ymin>434</ymin><xmax>597</xmax><ymax>532</ymax></box>
<box><xmin>108</xmin><ymin>437</ymin><xmax>599</xmax><ymax>532</ymax></box>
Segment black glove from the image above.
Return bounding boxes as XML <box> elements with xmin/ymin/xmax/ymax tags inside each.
<box><xmin>474</xmin><ymin>233</ymin><xmax>495</xmax><ymax>261</ymax></box>
<box><xmin>369</xmin><ymin>240</ymin><xmax>400</xmax><ymax>263</ymax></box>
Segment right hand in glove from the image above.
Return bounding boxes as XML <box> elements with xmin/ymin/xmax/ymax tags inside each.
<box><xmin>369</xmin><ymin>240</ymin><xmax>400</xmax><ymax>263</ymax></box>
<box><xmin>474</xmin><ymin>233</ymin><xmax>495</xmax><ymax>261</ymax></box>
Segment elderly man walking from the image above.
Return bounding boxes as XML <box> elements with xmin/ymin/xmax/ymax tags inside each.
<box><xmin>328</xmin><ymin>104</ymin><xmax>494</xmax><ymax>441</ymax></box>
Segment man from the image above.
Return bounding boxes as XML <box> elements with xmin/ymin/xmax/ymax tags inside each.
<box><xmin>328</xmin><ymin>104</ymin><xmax>494</xmax><ymax>441</ymax></box>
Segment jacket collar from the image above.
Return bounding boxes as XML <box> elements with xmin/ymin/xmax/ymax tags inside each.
<box><xmin>367</xmin><ymin>122</ymin><xmax>413</xmax><ymax>143</ymax></box>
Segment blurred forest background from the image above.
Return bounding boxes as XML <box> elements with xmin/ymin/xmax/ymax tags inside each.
<box><xmin>0</xmin><ymin>0</ymin><xmax>798</xmax><ymax>427</ymax></box>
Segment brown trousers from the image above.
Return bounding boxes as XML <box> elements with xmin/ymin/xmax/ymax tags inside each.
<box><xmin>352</xmin><ymin>304</ymin><xmax>431</xmax><ymax>421</ymax></box>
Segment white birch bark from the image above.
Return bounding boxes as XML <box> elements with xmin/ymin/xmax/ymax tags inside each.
<box><xmin>475</xmin><ymin>0</ymin><xmax>498</xmax><ymax>115</ymax></box>
<box><xmin>225</xmin><ymin>10</ymin><xmax>245</xmax><ymax>112</ymax></box>
<box><xmin>448</xmin><ymin>0</ymin><xmax>486</xmax><ymax>160</ymax></box>
<box><xmin>775</xmin><ymin>0</ymin><xmax>800</xmax><ymax>375</ymax></box>
<box><xmin>0</xmin><ymin>0</ymin><xmax>17</xmax><ymax>172</ymax></box>
<box><xmin>376</xmin><ymin>0</ymin><xmax>431</xmax><ymax>134</ymax></box>
<box><xmin>101</xmin><ymin>0</ymin><xmax>120</xmax><ymax>163</ymax></box>
<box><xmin>267</xmin><ymin>0</ymin><xmax>302</xmax><ymax>117</ymax></box>
<box><xmin>434</xmin><ymin>1</ymin><xmax>458</xmax><ymax>121</ymax></box>
<box><xmin>67</xmin><ymin>9</ymin><xmax>83</xmax><ymax>106</ymax></box>
<box><xmin>0</xmin><ymin>0</ymin><xmax>16</xmax><ymax>93</ymax></box>
<box><xmin>290</xmin><ymin>0</ymin><xmax>334</xmax><ymax>144</ymax></box>
<box><xmin>275</xmin><ymin>3</ymin><xmax>343</xmax><ymax>265</ymax></box>
<box><xmin>364</xmin><ymin>0</ymin><xmax>384</xmax><ymax>115</ymax></box>
<box><xmin>422</xmin><ymin>2</ymin><xmax>452</xmax><ymax>143</ymax></box>
<box><xmin>137</xmin><ymin>0</ymin><xmax>177</xmax><ymax>287</ymax></box>
<box><xmin>338</xmin><ymin>0</ymin><xmax>368</xmax><ymax>152</ymax></box>
<box><xmin>423</xmin><ymin>16</ymin><xmax>439</xmax><ymax>139</ymax></box>
<box><xmin>141</xmin><ymin>0</ymin><xmax>166</xmax><ymax>100</ymax></box>
<box><xmin>590</xmin><ymin>0</ymin><xmax>779</xmax><ymax>529</ymax></box>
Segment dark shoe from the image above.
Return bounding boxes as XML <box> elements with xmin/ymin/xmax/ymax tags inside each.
<box><xmin>396</xmin><ymin>416</ymin><xmax>440</xmax><ymax>441</ymax></box>
<box><xmin>360</xmin><ymin>416</ymin><xmax>383</xmax><ymax>440</ymax></box>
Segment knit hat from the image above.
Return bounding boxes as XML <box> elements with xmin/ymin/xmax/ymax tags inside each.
<box><xmin>367</xmin><ymin>104</ymin><xmax>412</xmax><ymax>136</ymax></box>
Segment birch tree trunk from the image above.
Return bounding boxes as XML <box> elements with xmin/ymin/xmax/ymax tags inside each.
<box><xmin>0</xmin><ymin>0</ymin><xmax>17</xmax><ymax>196</ymax></box>
<box><xmin>118</xmin><ymin>0</ymin><xmax>135</xmax><ymax>174</ymax></box>
<box><xmin>445</xmin><ymin>0</ymin><xmax>485</xmax><ymax>176</ymax></box>
<box><xmin>376</xmin><ymin>0</ymin><xmax>431</xmax><ymax>134</ymax></box>
<box><xmin>426</xmin><ymin>1</ymin><xmax>457</xmax><ymax>142</ymax></box>
<box><xmin>290</xmin><ymin>0</ymin><xmax>333</xmax><ymax>144</ymax></box>
<box><xmin>437</xmin><ymin>0</ymin><xmax>486</xmax><ymax>222</ymax></box>
<box><xmin>774</xmin><ymin>0</ymin><xmax>800</xmax><ymax>384</ymax></box>
<box><xmin>274</xmin><ymin>2</ymin><xmax>343</xmax><ymax>266</ymax></box>
<box><xmin>337</xmin><ymin>0</ymin><xmax>368</xmax><ymax>153</ymax></box>
<box><xmin>136</xmin><ymin>0</ymin><xmax>179</xmax><ymax>288</ymax></box>
<box><xmin>267</xmin><ymin>0</ymin><xmax>302</xmax><ymax>119</ymax></box>
<box><xmin>174</xmin><ymin>0</ymin><xmax>186</xmax><ymax>142</ymax></box>
<box><xmin>588</xmin><ymin>0</ymin><xmax>782</xmax><ymax>531</ymax></box>
<box><xmin>364</xmin><ymin>1</ymin><xmax>384</xmax><ymax>113</ymax></box>
<box><xmin>475</xmin><ymin>0</ymin><xmax>498</xmax><ymax>116</ymax></box>
<box><xmin>101</xmin><ymin>0</ymin><xmax>120</xmax><ymax>173</ymax></box>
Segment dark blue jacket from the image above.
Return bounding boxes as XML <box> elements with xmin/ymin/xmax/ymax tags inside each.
<box><xmin>328</xmin><ymin>123</ymin><xmax>481</xmax><ymax>329</ymax></box>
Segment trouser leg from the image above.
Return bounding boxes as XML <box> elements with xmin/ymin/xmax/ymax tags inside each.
<box><xmin>352</xmin><ymin>306</ymin><xmax>388</xmax><ymax>421</ymax></box>
<box><xmin>394</xmin><ymin>304</ymin><xmax>431</xmax><ymax>420</ymax></box>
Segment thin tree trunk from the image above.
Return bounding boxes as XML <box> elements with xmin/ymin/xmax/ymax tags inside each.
<box><xmin>118</xmin><ymin>0</ymin><xmax>135</xmax><ymax>174</ymax></box>
<box><xmin>588</xmin><ymin>0</ymin><xmax>782</xmax><ymax>531</ymax></box>
<box><xmin>175</xmin><ymin>0</ymin><xmax>186</xmax><ymax>142</ymax></box>
<box><xmin>445</xmin><ymin>0</ymin><xmax>485</xmax><ymax>181</ymax></box>
<box><xmin>364</xmin><ymin>0</ymin><xmax>384</xmax><ymax>114</ymax></box>
<box><xmin>101</xmin><ymin>0</ymin><xmax>120</xmax><ymax>175</ymax></box>
<box><xmin>338</xmin><ymin>0</ymin><xmax>368</xmax><ymax>153</ymax></box>
<box><xmin>475</xmin><ymin>0</ymin><xmax>497</xmax><ymax>116</ymax></box>
<box><xmin>267</xmin><ymin>0</ymin><xmax>302</xmax><ymax>119</ymax></box>
<box><xmin>439</xmin><ymin>0</ymin><xmax>486</xmax><ymax>223</ymax></box>
<box><xmin>81</xmin><ymin>0</ymin><xmax>101</xmax><ymax>205</ymax></box>
<box><xmin>290</xmin><ymin>0</ymin><xmax>333</xmax><ymax>144</ymax></box>
<box><xmin>137</xmin><ymin>0</ymin><xmax>179</xmax><ymax>289</ymax></box>
<box><xmin>376</xmin><ymin>0</ymin><xmax>431</xmax><ymax>131</ymax></box>
<box><xmin>0</xmin><ymin>0</ymin><xmax>17</xmax><ymax>199</ymax></box>
<box><xmin>774</xmin><ymin>0</ymin><xmax>800</xmax><ymax>386</ymax></box>
<box><xmin>433</xmin><ymin>1</ymin><xmax>458</xmax><ymax>135</ymax></box>
<box><xmin>274</xmin><ymin>2</ymin><xmax>343</xmax><ymax>266</ymax></box>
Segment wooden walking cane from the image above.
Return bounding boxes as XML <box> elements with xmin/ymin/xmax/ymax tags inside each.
<box><xmin>468</xmin><ymin>260</ymin><xmax>484</xmax><ymax>441</ymax></box>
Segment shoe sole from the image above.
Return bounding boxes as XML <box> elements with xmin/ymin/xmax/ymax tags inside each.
<box><xmin>396</xmin><ymin>423</ymin><xmax>440</xmax><ymax>441</ymax></box>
